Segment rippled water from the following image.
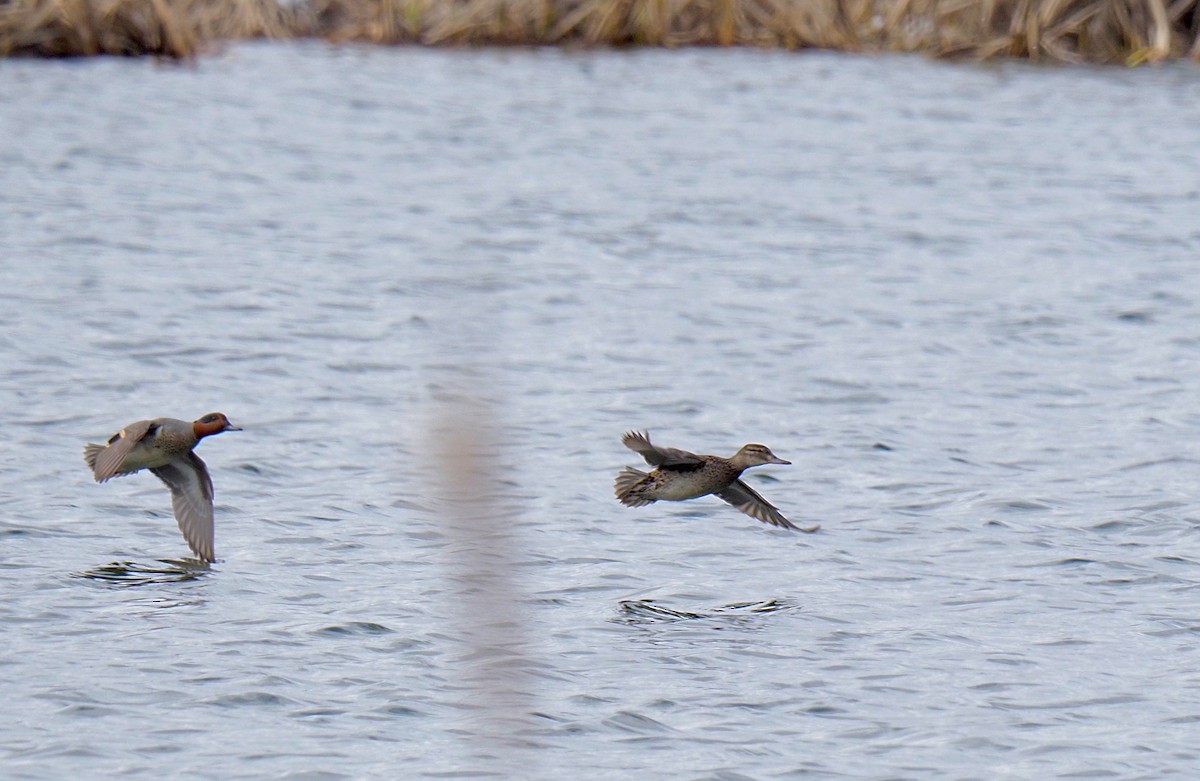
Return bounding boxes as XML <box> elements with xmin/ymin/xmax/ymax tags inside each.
<box><xmin>3</xmin><ymin>43</ymin><xmax>1200</xmax><ymax>779</ymax></box>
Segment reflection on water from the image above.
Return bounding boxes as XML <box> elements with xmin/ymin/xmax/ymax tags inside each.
<box><xmin>616</xmin><ymin>597</ymin><xmax>798</xmax><ymax>624</ymax></box>
<box><xmin>75</xmin><ymin>559</ymin><xmax>211</xmax><ymax>587</ymax></box>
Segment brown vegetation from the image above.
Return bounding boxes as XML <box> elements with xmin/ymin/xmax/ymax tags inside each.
<box><xmin>1</xmin><ymin>0</ymin><xmax>1198</xmax><ymax>63</ymax></box>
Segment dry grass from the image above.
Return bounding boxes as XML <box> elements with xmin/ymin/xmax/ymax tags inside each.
<box><xmin>184</xmin><ymin>0</ymin><xmax>298</xmax><ymax>40</ymax></box>
<box><xmin>0</xmin><ymin>0</ymin><xmax>296</xmax><ymax>56</ymax></box>
<box><xmin>1</xmin><ymin>0</ymin><xmax>1198</xmax><ymax>62</ymax></box>
<box><xmin>858</xmin><ymin>0</ymin><xmax>1200</xmax><ymax>63</ymax></box>
<box><xmin>0</xmin><ymin>0</ymin><xmax>198</xmax><ymax>56</ymax></box>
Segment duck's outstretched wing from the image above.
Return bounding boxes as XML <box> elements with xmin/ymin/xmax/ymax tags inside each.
<box><xmin>715</xmin><ymin>479</ymin><xmax>819</xmax><ymax>533</ymax></box>
<box><xmin>621</xmin><ymin>431</ymin><xmax>703</xmax><ymax>468</ymax></box>
<box><xmin>151</xmin><ymin>452</ymin><xmax>216</xmax><ymax>563</ymax></box>
<box><xmin>85</xmin><ymin>419</ymin><xmax>155</xmax><ymax>482</ymax></box>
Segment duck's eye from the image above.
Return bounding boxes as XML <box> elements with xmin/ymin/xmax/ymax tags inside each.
<box><xmin>201</xmin><ymin>414</ymin><xmax>220</xmax><ymax>423</ymax></box>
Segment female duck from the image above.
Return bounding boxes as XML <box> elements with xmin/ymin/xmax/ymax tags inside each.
<box><xmin>614</xmin><ymin>430</ymin><xmax>818</xmax><ymax>533</ymax></box>
<box><xmin>84</xmin><ymin>412</ymin><xmax>241</xmax><ymax>562</ymax></box>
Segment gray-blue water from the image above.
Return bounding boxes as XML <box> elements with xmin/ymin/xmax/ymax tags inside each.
<box><xmin>3</xmin><ymin>42</ymin><xmax>1200</xmax><ymax>779</ymax></box>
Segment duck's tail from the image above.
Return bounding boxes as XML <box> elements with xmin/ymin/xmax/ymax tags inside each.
<box><xmin>614</xmin><ymin>467</ymin><xmax>655</xmax><ymax>507</ymax></box>
<box><xmin>84</xmin><ymin>443</ymin><xmax>135</xmax><ymax>482</ymax></box>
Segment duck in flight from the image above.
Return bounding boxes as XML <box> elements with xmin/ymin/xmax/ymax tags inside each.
<box><xmin>84</xmin><ymin>412</ymin><xmax>241</xmax><ymax>562</ymax></box>
<box><xmin>614</xmin><ymin>430</ymin><xmax>818</xmax><ymax>533</ymax></box>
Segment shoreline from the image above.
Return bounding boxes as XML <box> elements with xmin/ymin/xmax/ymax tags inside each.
<box><xmin>2</xmin><ymin>0</ymin><xmax>1198</xmax><ymax>64</ymax></box>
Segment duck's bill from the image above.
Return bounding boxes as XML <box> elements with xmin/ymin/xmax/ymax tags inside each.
<box><xmin>768</xmin><ymin>457</ymin><xmax>791</xmax><ymax>465</ymax></box>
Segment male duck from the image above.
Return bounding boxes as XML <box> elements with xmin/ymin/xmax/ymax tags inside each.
<box><xmin>614</xmin><ymin>430</ymin><xmax>818</xmax><ymax>533</ymax></box>
<box><xmin>84</xmin><ymin>412</ymin><xmax>241</xmax><ymax>562</ymax></box>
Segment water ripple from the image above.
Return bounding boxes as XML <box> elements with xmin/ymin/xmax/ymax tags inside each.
<box><xmin>1</xmin><ymin>44</ymin><xmax>1199</xmax><ymax>781</ymax></box>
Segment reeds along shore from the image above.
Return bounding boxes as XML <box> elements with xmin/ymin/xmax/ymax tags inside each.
<box><xmin>1</xmin><ymin>0</ymin><xmax>1199</xmax><ymax>63</ymax></box>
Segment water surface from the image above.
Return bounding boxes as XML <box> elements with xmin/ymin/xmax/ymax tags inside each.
<box><xmin>2</xmin><ymin>43</ymin><xmax>1200</xmax><ymax>779</ymax></box>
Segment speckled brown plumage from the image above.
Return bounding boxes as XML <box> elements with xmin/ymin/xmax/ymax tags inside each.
<box><xmin>614</xmin><ymin>431</ymin><xmax>818</xmax><ymax>533</ymax></box>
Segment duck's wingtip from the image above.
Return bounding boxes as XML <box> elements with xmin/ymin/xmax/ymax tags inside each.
<box><xmin>621</xmin><ymin>429</ymin><xmax>650</xmax><ymax>445</ymax></box>
<box><xmin>83</xmin><ymin>443</ymin><xmax>102</xmax><ymax>469</ymax></box>
<box><xmin>775</xmin><ymin>516</ymin><xmax>820</xmax><ymax>533</ymax></box>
